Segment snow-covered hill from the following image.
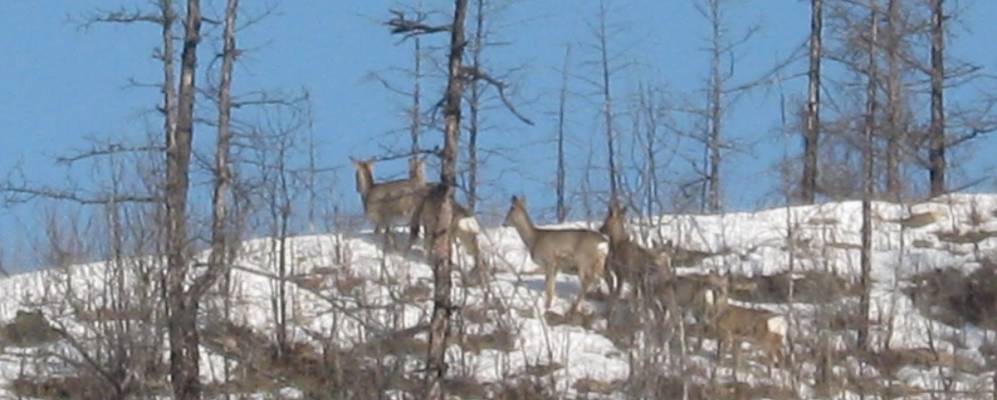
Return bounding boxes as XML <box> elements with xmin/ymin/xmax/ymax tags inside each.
<box><xmin>3</xmin><ymin>194</ymin><xmax>997</xmax><ymax>399</ymax></box>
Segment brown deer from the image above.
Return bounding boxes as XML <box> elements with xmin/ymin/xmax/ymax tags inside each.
<box><xmin>352</xmin><ymin>157</ymin><xmax>428</xmax><ymax>249</ymax></box>
<box><xmin>647</xmin><ymin>271</ymin><xmax>725</xmax><ymax>317</ymax></box>
<box><xmin>710</xmin><ymin>275</ymin><xmax>787</xmax><ymax>379</ymax></box>
<box><xmin>408</xmin><ymin>183</ymin><xmax>485</xmax><ymax>271</ymax></box>
<box><xmin>503</xmin><ymin>195</ymin><xmax>609</xmax><ymax>313</ymax></box>
<box><xmin>599</xmin><ymin>200</ymin><xmax>670</xmax><ymax>303</ymax></box>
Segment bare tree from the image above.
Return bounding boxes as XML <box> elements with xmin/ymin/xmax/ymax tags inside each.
<box><xmin>466</xmin><ymin>0</ymin><xmax>485</xmax><ymax>211</ymax></box>
<box><xmin>386</xmin><ymin>1</ymin><xmax>471</xmax><ymax>397</ymax></box>
<box><xmin>858</xmin><ymin>0</ymin><xmax>877</xmax><ymax>352</ymax></box>
<box><xmin>801</xmin><ymin>0</ymin><xmax>822</xmax><ymax>204</ymax></box>
<box><xmin>411</xmin><ymin>34</ymin><xmax>424</xmax><ymax>162</ymax></box>
<box><xmin>425</xmin><ymin>1</ymin><xmax>467</xmax><ymax>396</ymax></box>
<box><xmin>595</xmin><ymin>0</ymin><xmax>620</xmax><ymax>201</ymax></box>
<box><xmin>555</xmin><ymin>45</ymin><xmax>571</xmax><ymax>222</ymax></box>
<box><xmin>164</xmin><ymin>0</ymin><xmax>201</xmax><ymax>398</ymax></box>
<box><xmin>692</xmin><ymin>0</ymin><xmax>755</xmax><ymax>213</ymax></box>
<box><xmin>927</xmin><ymin>0</ymin><xmax>945</xmax><ymax>196</ymax></box>
<box><xmin>883</xmin><ymin>0</ymin><xmax>903</xmax><ymax>198</ymax></box>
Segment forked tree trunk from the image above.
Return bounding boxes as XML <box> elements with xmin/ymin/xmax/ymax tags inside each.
<box><xmin>425</xmin><ymin>0</ymin><xmax>468</xmax><ymax>398</ymax></box>
<box><xmin>929</xmin><ymin>0</ymin><xmax>946</xmax><ymax>196</ymax></box>
<box><xmin>165</xmin><ymin>0</ymin><xmax>201</xmax><ymax>398</ymax></box>
<box><xmin>801</xmin><ymin>0</ymin><xmax>822</xmax><ymax>204</ymax></box>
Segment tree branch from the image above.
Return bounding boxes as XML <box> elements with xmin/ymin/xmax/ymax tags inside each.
<box><xmin>460</xmin><ymin>66</ymin><xmax>533</xmax><ymax>125</ymax></box>
<box><xmin>386</xmin><ymin>9</ymin><xmax>450</xmax><ymax>41</ymax></box>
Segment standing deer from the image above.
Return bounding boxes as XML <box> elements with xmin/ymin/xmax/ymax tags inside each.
<box><xmin>599</xmin><ymin>200</ymin><xmax>670</xmax><ymax>303</ymax></box>
<box><xmin>352</xmin><ymin>157</ymin><xmax>428</xmax><ymax>249</ymax></box>
<box><xmin>503</xmin><ymin>195</ymin><xmax>609</xmax><ymax>313</ymax></box>
<box><xmin>409</xmin><ymin>183</ymin><xmax>485</xmax><ymax>271</ymax></box>
<box><xmin>646</xmin><ymin>271</ymin><xmax>726</xmax><ymax>321</ymax></box>
<box><xmin>710</xmin><ymin>275</ymin><xmax>787</xmax><ymax>379</ymax></box>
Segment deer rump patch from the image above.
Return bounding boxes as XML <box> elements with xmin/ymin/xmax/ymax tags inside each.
<box><xmin>767</xmin><ymin>315</ymin><xmax>788</xmax><ymax>337</ymax></box>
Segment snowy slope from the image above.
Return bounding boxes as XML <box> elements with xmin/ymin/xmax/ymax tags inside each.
<box><xmin>2</xmin><ymin>193</ymin><xmax>997</xmax><ymax>398</ymax></box>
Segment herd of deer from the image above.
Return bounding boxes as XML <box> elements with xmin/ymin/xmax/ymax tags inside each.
<box><xmin>353</xmin><ymin>157</ymin><xmax>788</xmax><ymax>376</ymax></box>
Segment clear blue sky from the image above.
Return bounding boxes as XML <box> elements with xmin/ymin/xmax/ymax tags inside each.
<box><xmin>2</xmin><ymin>1</ymin><xmax>996</xmax><ymax>271</ymax></box>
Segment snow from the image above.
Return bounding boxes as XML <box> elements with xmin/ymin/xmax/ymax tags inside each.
<box><xmin>2</xmin><ymin>193</ymin><xmax>997</xmax><ymax>398</ymax></box>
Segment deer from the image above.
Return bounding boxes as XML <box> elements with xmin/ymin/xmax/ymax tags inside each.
<box><xmin>599</xmin><ymin>200</ymin><xmax>670</xmax><ymax>305</ymax></box>
<box><xmin>503</xmin><ymin>195</ymin><xmax>609</xmax><ymax>314</ymax></box>
<box><xmin>709</xmin><ymin>274</ymin><xmax>787</xmax><ymax>380</ymax></box>
<box><xmin>352</xmin><ymin>157</ymin><xmax>428</xmax><ymax>250</ymax></box>
<box><xmin>408</xmin><ymin>183</ymin><xmax>485</xmax><ymax>271</ymax></box>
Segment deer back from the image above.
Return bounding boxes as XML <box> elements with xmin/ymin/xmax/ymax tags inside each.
<box><xmin>716</xmin><ymin>304</ymin><xmax>787</xmax><ymax>355</ymax></box>
<box><xmin>505</xmin><ymin>196</ymin><xmax>607</xmax><ymax>266</ymax></box>
<box><xmin>413</xmin><ymin>183</ymin><xmax>479</xmax><ymax>234</ymax></box>
<box><xmin>530</xmin><ymin>227</ymin><xmax>609</xmax><ymax>269</ymax></box>
<box><xmin>362</xmin><ymin>179</ymin><xmax>429</xmax><ymax>226</ymax></box>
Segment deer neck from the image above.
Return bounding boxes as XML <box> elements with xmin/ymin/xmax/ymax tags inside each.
<box><xmin>599</xmin><ymin>216</ymin><xmax>628</xmax><ymax>245</ymax></box>
<box><xmin>509</xmin><ymin>208</ymin><xmax>539</xmax><ymax>250</ymax></box>
<box><xmin>355</xmin><ymin>168</ymin><xmax>373</xmax><ymax>198</ymax></box>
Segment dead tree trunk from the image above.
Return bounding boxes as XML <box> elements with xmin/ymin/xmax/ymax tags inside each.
<box><xmin>466</xmin><ymin>0</ymin><xmax>485</xmax><ymax>211</ymax></box>
<box><xmin>556</xmin><ymin>45</ymin><xmax>571</xmax><ymax>223</ymax></box>
<box><xmin>165</xmin><ymin>0</ymin><xmax>201</xmax><ymax>398</ymax></box>
<box><xmin>885</xmin><ymin>0</ymin><xmax>902</xmax><ymax>198</ymax></box>
<box><xmin>411</xmin><ymin>36</ymin><xmax>422</xmax><ymax>162</ymax></box>
<box><xmin>425</xmin><ymin>1</ymin><xmax>468</xmax><ymax>398</ymax></box>
<box><xmin>597</xmin><ymin>0</ymin><xmax>619</xmax><ymax>201</ymax></box>
<box><xmin>858</xmin><ymin>0</ymin><xmax>877</xmax><ymax>352</ymax></box>
<box><xmin>801</xmin><ymin>0</ymin><xmax>822</xmax><ymax>204</ymax></box>
<box><xmin>198</xmin><ymin>0</ymin><xmax>238</xmax><ymax>393</ymax></box>
<box><xmin>928</xmin><ymin>0</ymin><xmax>946</xmax><ymax>196</ymax></box>
<box><xmin>202</xmin><ymin>0</ymin><xmax>237</xmax><ymax>301</ymax></box>
<box><xmin>704</xmin><ymin>0</ymin><xmax>723</xmax><ymax>213</ymax></box>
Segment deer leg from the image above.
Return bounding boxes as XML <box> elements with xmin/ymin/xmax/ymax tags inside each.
<box><xmin>408</xmin><ymin>218</ymin><xmax>421</xmax><ymax>252</ymax></box>
<box><xmin>571</xmin><ymin>264</ymin><xmax>593</xmax><ymax>315</ymax></box>
<box><xmin>544</xmin><ymin>263</ymin><xmax>558</xmax><ymax>311</ymax></box>
<box><xmin>732</xmin><ymin>339</ymin><xmax>742</xmax><ymax>383</ymax></box>
<box><xmin>603</xmin><ymin>264</ymin><xmax>616</xmax><ymax>315</ymax></box>
<box><xmin>458</xmin><ymin>230</ymin><xmax>484</xmax><ymax>273</ymax></box>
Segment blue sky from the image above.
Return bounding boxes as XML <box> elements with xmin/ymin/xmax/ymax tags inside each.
<box><xmin>2</xmin><ymin>1</ymin><xmax>996</xmax><ymax>270</ymax></box>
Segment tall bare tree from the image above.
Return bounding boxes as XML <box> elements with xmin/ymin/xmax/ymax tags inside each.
<box><xmin>411</xmin><ymin>18</ymin><xmax>424</xmax><ymax>163</ymax></box>
<box><xmin>928</xmin><ymin>0</ymin><xmax>946</xmax><ymax>196</ymax></box>
<box><xmin>164</xmin><ymin>0</ymin><xmax>201</xmax><ymax>398</ymax></box>
<box><xmin>555</xmin><ymin>45</ymin><xmax>571</xmax><ymax>222</ymax></box>
<box><xmin>596</xmin><ymin>0</ymin><xmax>620</xmax><ymax>201</ymax></box>
<box><xmin>882</xmin><ymin>0</ymin><xmax>903</xmax><ymax>198</ymax></box>
<box><xmin>858</xmin><ymin>0</ymin><xmax>877</xmax><ymax>352</ymax></box>
<box><xmin>428</xmin><ymin>1</ymin><xmax>467</xmax><ymax>397</ymax></box>
<box><xmin>694</xmin><ymin>0</ymin><xmax>755</xmax><ymax>212</ymax></box>
<box><xmin>801</xmin><ymin>0</ymin><xmax>822</xmax><ymax>204</ymax></box>
<box><xmin>466</xmin><ymin>0</ymin><xmax>485</xmax><ymax>211</ymax></box>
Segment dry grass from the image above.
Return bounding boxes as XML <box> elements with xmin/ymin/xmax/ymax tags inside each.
<box><xmin>728</xmin><ymin>270</ymin><xmax>857</xmax><ymax>304</ymax></box>
<box><xmin>906</xmin><ymin>261</ymin><xmax>997</xmax><ymax>329</ymax></box>
<box><xmin>1</xmin><ymin>310</ymin><xmax>59</xmax><ymax>348</ymax></box>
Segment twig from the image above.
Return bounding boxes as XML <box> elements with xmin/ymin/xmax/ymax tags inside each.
<box><xmin>460</xmin><ymin>66</ymin><xmax>534</xmax><ymax>126</ymax></box>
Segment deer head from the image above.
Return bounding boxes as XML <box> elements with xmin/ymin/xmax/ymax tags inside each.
<box><xmin>599</xmin><ymin>199</ymin><xmax>628</xmax><ymax>242</ymax></box>
<box><xmin>503</xmin><ymin>195</ymin><xmax>529</xmax><ymax>228</ymax></box>
<box><xmin>351</xmin><ymin>158</ymin><xmax>374</xmax><ymax>196</ymax></box>
<box><xmin>408</xmin><ymin>157</ymin><xmax>426</xmax><ymax>184</ymax></box>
